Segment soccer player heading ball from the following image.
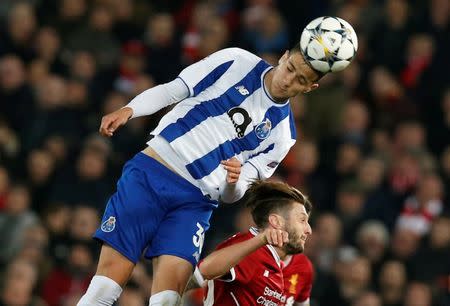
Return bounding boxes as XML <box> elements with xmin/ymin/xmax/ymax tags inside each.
<box><xmin>77</xmin><ymin>16</ymin><xmax>357</xmax><ymax>306</ymax></box>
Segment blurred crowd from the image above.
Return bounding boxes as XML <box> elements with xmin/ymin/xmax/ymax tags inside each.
<box><xmin>0</xmin><ymin>0</ymin><xmax>449</xmax><ymax>306</ymax></box>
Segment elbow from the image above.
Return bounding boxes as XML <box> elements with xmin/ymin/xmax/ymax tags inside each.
<box><xmin>198</xmin><ymin>263</ymin><xmax>214</xmax><ymax>280</ymax></box>
<box><xmin>220</xmin><ymin>196</ymin><xmax>239</xmax><ymax>205</ymax></box>
<box><xmin>219</xmin><ymin>182</ymin><xmax>246</xmax><ymax>204</ymax></box>
<box><xmin>198</xmin><ymin>261</ymin><xmax>226</xmax><ymax>280</ymax></box>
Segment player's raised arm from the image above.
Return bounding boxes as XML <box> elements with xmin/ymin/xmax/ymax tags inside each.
<box><xmin>99</xmin><ymin>77</ymin><xmax>189</xmax><ymax>137</ymax></box>
<box><xmin>198</xmin><ymin>228</ymin><xmax>288</xmax><ymax>280</ymax></box>
<box><xmin>99</xmin><ymin>106</ymin><xmax>133</xmax><ymax>137</ymax></box>
<box><xmin>219</xmin><ymin>139</ymin><xmax>294</xmax><ymax>203</ymax></box>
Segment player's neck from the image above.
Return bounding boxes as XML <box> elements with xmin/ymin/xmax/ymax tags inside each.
<box><xmin>274</xmin><ymin>246</ymin><xmax>288</xmax><ymax>260</ymax></box>
<box><xmin>264</xmin><ymin>69</ymin><xmax>288</xmax><ymax>104</ymax></box>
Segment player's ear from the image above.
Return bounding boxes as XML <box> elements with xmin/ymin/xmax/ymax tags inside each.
<box><xmin>268</xmin><ymin>214</ymin><xmax>285</xmax><ymax>229</ymax></box>
<box><xmin>278</xmin><ymin>50</ymin><xmax>289</xmax><ymax>65</ymax></box>
<box><xmin>304</xmin><ymin>83</ymin><xmax>319</xmax><ymax>93</ymax></box>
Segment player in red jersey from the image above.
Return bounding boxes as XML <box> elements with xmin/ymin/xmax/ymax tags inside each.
<box><xmin>192</xmin><ymin>180</ymin><xmax>312</xmax><ymax>306</ymax></box>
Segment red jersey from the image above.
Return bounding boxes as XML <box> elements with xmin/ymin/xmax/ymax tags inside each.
<box><xmin>282</xmin><ymin>254</ymin><xmax>313</xmax><ymax>306</ymax></box>
<box><xmin>204</xmin><ymin>228</ymin><xmax>286</xmax><ymax>306</ymax></box>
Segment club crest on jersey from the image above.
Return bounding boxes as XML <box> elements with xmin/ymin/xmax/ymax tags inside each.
<box><xmin>288</xmin><ymin>274</ymin><xmax>298</xmax><ymax>294</ymax></box>
<box><xmin>255</xmin><ymin>118</ymin><xmax>272</xmax><ymax>139</ymax></box>
<box><xmin>101</xmin><ymin>216</ymin><xmax>116</xmax><ymax>232</ymax></box>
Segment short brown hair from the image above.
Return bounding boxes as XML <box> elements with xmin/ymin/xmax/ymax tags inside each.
<box><xmin>245</xmin><ymin>180</ymin><xmax>312</xmax><ymax>228</ymax></box>
<box><xmin>290</xmin><ymin>42</ymin><xmax>325</xmax><ymax>81</ymax></box>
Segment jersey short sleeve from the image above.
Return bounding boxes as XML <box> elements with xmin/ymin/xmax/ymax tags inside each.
<box><xmin>178</xmin><ymin>48</ymin><xmax>255</xmax><ymax>97</ymax></box>
<box><xmin>210</xmin><ymin>233</ymin><xmax>256</xmax><ymax>283</ymax></box>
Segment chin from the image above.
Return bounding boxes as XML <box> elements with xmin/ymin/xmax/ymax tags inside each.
<box><xmin>284</xmin><ymin>243</ymin><xmax>304</xmax><ymax>255</ymax></box>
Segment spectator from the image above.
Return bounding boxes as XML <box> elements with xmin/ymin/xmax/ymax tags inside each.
<box><xmin>356</xmin><ymin>221</ymin><xmax>390</xmax><ymax>282</ymax></box>
<box><xmin>41</xmin><ymin>242</ymin><xmax>95</xmax><ymax>306</ymax></box>
<box><xmin>403</xmin><ymin>282</ymin><xmax>433</xmax><ymax>306</ymax></box>
<box><xmin>0</xmin><ymin>258</ymin><xmax>44</xmax><ymax>306</ymax></box>
<box><xmin>351</xmin><ymin>291</ymin><xmax>382</xmax><ymax>306</ymax></box>
<box><xmin>396</xmin><ymin>173</ymin><xmax>444</xmax><ymax>236</ymax></box>
<box><xmin>0</xmin><ymin>183</ymin><xmax>38</xmax><ymax>263</ymax></box>
<box><xmin>378</xmin><ymin>260</ymin><xmax>407</xmax><ymax>306</ymax></box>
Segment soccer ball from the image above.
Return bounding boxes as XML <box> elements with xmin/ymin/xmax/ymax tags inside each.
<box><xmin>300</xmin><ymin>16</ymin><xmax>358</xmax><ymax>73</ymax></box>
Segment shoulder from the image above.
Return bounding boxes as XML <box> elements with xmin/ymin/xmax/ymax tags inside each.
<box><xmin>291</xmin><ymin>254</ymin><xmax>314</xmax><ymax>278</ymax></box>
<box><xmin>213</xmin><ymin>47</ymin><xmax>263</xmax><ymax>64</ymax></box>
<box><xmin>216</xmin><ymin>231</ymin><xmax>252</xmax><ymax>249</ymax></box>
<box><xmin>295</xmin><ymin>254</ymin><xmax>313</xmax><ymax>268</ymax></box>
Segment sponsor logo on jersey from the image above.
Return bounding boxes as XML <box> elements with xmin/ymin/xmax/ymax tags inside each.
<box><xmin>255</xmin><ymin>118</ymin><xmax>272</xmax><ymax>139</ymax></box>
<box><xmin>101</xmin><ymin>216</ymin><xmax>116</xmax><ymax>232</ymax></box>
<box><xmin>227</xmin><ymin>107</ymin><xmax>252</xmax><ymax>138</ymax></box>
<box><xmin>267</xmin><ymin>161</ymin><xmax>278</xmax><ymax>168</ymax></box>
<box><xmin>285</xmin><ymin>296</ymin><xmax>295</xmax><ymax>306</ymax></box>
<box><xmin>255</xmin><ymin>286</ymin><xmax>286</xmax><ymax>305</ymax></box>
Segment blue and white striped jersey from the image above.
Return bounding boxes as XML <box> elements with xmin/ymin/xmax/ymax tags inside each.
<box><xmin>148</xmin><ymin>48</ymin><xmax>296</xmax><ymax>200</ymax></box>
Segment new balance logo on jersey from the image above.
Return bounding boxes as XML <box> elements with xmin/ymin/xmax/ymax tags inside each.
<box><xmin>235</xmin><ymin>85</ymin><xmax>249</xmax><ymax>95</ymax></box>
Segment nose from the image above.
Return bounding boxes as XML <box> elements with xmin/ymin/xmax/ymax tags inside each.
<box><xmin>305</xmin><ymin>222</ymin><xmax>312</xmax><ymax>236</ymax></box>
<box><xmin>283</xmin><ymin>73</ymin><xmax>295</xmax><ymax>87</ymax></box>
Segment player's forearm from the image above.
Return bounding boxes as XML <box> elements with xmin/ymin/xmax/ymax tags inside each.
<box><xmin>199</xmin><ymin>235</ymin><xmax>265</xmax><ymax>280</ymax></box>
<box><xmin>219</xmin><ymin>164</ymin><xmax>258</xmax><ymax>204</ymax></box>
<box><xmin>219</xmin><ymin>181</ymin><xmax>245</xmax><ymax>204</ymax></box>
<box><xmin>126</xmin><ymin>78</ymin><xmax>189</xmax><ymax>119</ymax></box>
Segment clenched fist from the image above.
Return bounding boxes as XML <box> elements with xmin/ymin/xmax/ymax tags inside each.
<box><xmin>221</xmin><ymin>157</ymin><xmax>242</xmax><ymax>184</ymax></box>
<box><xmin>99</xmin><ymin>107</ymin><xmax>133</xmax><ymax>137</ymax></box>
<box><xmin>260</xmin><ymin>228</ymin><xmax>289</xmax><ymax>248</ymax></box>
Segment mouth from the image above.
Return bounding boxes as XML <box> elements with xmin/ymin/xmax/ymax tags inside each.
<box><xmin>277</xmin><ymin>83</ymin><xmax>287</xmax><ymax>93</ymax></box>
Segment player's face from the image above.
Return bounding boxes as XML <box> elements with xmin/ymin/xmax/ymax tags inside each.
<box><xmin>283</xmin><ymin>202</ymin><xmax>312</xmax><ymax>254</ymax></box>
<box><xmin>270</xmin><ymin>51</ymin><xmax>319</xmax><ymax>101</ymax></box>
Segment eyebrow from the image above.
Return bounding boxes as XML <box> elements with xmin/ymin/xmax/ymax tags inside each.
<box><xmin>288</xmin><ymin>60</ymin><xmax>308</xmax><ymax>84</ymax></box>
<box><xmin>288</xmin><ymin>60</ymin><xmax>296</xmax><ymax>71</ymax></box>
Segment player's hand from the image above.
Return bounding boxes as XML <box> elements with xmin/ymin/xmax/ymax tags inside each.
<box><xmin>261</xmin><ymin>228</ymin><xmax>289</xmax><ymax>248</ymax></box>
<box><xmin>99</xmin><ymin>107</ymin><xmax>133</xmax><ymax>137</ymax></box>
<box><xmin>221</xmin><ymin>157</ymin><xmax>241</xmax><ymax>184</ymax></box>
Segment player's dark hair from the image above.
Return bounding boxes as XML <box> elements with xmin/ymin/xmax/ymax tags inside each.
<box><xmin>245</xmin><ymin>180</ymin><xmax>312</xmax><ymax>228</ymax></box>
<box><xmin>290</xmin><ymin>42</ymin><xmax>325</xmax><ymax>81</ymax></box>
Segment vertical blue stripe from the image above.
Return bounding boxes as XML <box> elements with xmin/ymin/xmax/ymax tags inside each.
<box><xmin>288</xmin><ymin>110</ymin><xmax>297</xmax><ymax>140</ymax></box>
<box><xmin>186</xmin><ymin>104</ymin><xmax>291</xmax><ymax>179</ymax></box>
<box><xmin>193</xmin><ymin>60</ymin><xmax>234</xmax><ymax>96</ymax></box>
<box><xmin>160</xmin><ymin>60</ymin><xmax>270</xmax><ymax>143</ymax></box>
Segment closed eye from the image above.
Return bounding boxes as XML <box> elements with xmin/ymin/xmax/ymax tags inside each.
<box><xmin>299</xmin><ymin>75</ymin><xmax>307</xmax><ymax>85</ymax></box>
